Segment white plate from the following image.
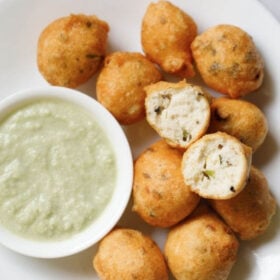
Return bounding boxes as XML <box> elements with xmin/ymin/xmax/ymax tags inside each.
<box><xmin>0</xmin><ymin>0</ymin><xmax>279</xmax><ymax>279</ymax></box>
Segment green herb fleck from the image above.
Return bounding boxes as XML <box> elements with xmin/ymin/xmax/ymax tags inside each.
<box><xmin>182</xmin><ymin>129</ymin><xmax>192</xmax><ymax>142</ymax></box>
<box><xmin>202</xmin><ymin>170</ymin><xmax>215</xmax><ymax>179</ymax></box>
<box><xmin>244</xmin><ymin>51</ymin><xmax>257</xmax><ymax>63</ymax></box>
<box><xmin>208</xmin><ymin>62</ymin><xmax>221</xmax><ymax>74</ymax></box>
<box><xmin>219</xmin><ymin>155</ymin><xmax>223</xmax><ymax>165</ymax></box>
<box><xmin>228</xmin><ymin>63</ymin><xmax>240</xmax><ymax>78</ymax></box>
<box><xmin>86</xmin><ymin>54</ymin><xmax>103</xmax><ymax>59</ymax></box>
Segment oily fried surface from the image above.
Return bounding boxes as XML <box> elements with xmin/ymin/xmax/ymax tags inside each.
<box><xmin>209</xmin><ymin>166</ymin><xmax>276</xmax><ymax>240</ymax></box>
<box><xmin>37</xmin><ymin>14</ymin><xmax>109</xmax><ymax>88</ymax></box>
<box><xmin>93</xmin><ymin>228</ymin><xmax>168</xmax><ymax>280</ymax></box>
<box><xmin>208</xmin><ymin>97</ymin><xmax>268</xmax><ymax>151</ymax></box>
<box><xmin>191</xmin><ymin>24</ymin><xmax>264</xmax><ymax>98</ymax></box>
<box><xmin>132</xmin><ymin>139</ymin><xmax>200</xmax><ymax>227</ymax></box>
<box><xmin>96</xmin><ymin>52</ymin><xmax>162</xmax><ymax>125</ymax></box>
<box><xmin>141</xmin><ymin>1</ymin><xmax>197</xmax><ymax>77</ymax></box>
<box><xmin>165</xmin><ymin>204</ymin><xmax>239</xmax><ymax>280</ymax></box>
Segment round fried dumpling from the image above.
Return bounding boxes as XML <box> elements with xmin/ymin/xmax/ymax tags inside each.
<box><xmin>191</xmin><ymin>24</ymin><xmax>264</xmax><ymax>98</ymax></box>
<box><xmin>165</xmin><ymin>204</ymin><xmax>239</xmax><ymax>280</ymax></box>
<box><xmin>37</xmin><ymin>14</ymin><xmax>109</xmax><ymax>88</ymax></box>
<box><xmin>141</xmin><ymin>0</ymin><xmax>197</xmax><ymax>77</ymax></box>
<box><xmin>132</xmin><ymin>139</ymin><xmax>200</xmax><ymax>227</ymax></box>
<box><xmin>96</xmin><ymin>52</ymin><xmax>162</xmax><ymax>125</ymax></box>
<box><xmin>145</xmin><ymin>80</ymin><xmax>211</xmax><ymax>149</ymax></box>
<box><xmin>93</xmin><ymin>228</ymin><xmax>168</xmax><ymax>280</ymax></box>
<box><xmin>209</xmin><ymin>166</ymin><xmax>276</xmax><ymax>240</ymax></box>
<box><xmin>182</xmin><ymin>132</ymin><xmax>252</xmax><ymax>199</ymax></box>
<box><xmin>209</xmin><ymin>98</ymin><xmax>268</xmax><ymax>151</ymax></box>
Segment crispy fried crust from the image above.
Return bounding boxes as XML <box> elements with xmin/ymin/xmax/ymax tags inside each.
<box><xmin>165</xmin><ymin>204</ymin><xmax>239</xmax><ymax>280</ymax></box>
<box><xmin>37</xmin><ymin>14</ymin><xmax>109</xmax><ymax>88</ymax></box>
<box><xmin>208</xmin><ymin>97</ymin><xmax>268</xmax><ymax>152</ymax></box>
<box><xmin>132</xmin><ymin>139</ymin><xmax>200</xmax><ymax>227</ymax></box>
<box><xmin>141</xmin><ymin>1</ymin><xmax>197</xmax><ymax>77</ymax></box>
<box><xmin>96</xmin><ymin>52</ymin><xmax>162</xmax><ymax>125</ymax></box>
<box><xmin>93</xmin><ymin>228</ymin><xmax>168</xmax><ymax>280</ymax></box>
<box><xmin>191</xmin><ymin>24</ymin><xmax>264</xmax><ymax>98</ymax></box>
<box><xmin>209</xmin><ymin>166</ymin><xmax>276</xmax><ymax>240</ymax></box>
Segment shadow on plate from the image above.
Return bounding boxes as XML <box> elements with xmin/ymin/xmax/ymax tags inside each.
<box><xmin>123</xmin><ymin>119</ymin><xmax>159</xmax><ymax>159</ymax></box>
<box><xmin>248</xmin><ymin>205</ymin><xmax>280</xmax><ymax>249</ymax></box>
<box><xmin>244</xmin><ymin>66</ymin><xmax>275</xmax><ymax>110</ymax></box>
<box><xmin>229</xmin><ymin>204</ymin><xmax>279</xmax><ymax>280</ymax></box>
<box><xmin>253</xmin><ymin>131</ymin><xmax>279</xmax><ymax>168</ymax></box>
<box><xmin>228</xmin><ymin>243</ymin><xmax>254</xmax><ymax>280</ymax></box>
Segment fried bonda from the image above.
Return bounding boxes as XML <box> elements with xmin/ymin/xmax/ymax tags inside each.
<box><xmin>132</xmin><ymin>139</ymin><xmax>200</xmax><ymax>227</ymax></box>
<box><xmin>37</xmin><ymin>14</ymin><xmax>109</xmax><ymax>88</ymax></box>
<box><xmin>165</xmin><ymin>204</ymin><xmax>239</xmax><ymax>280</ymax></box>
<box><xmin>208</xmin><ymin>97</ymin><xmax>268</xmax><ymax>152</ymax></box>
<box><xmin>93</xmin><ymin>228</ymin><xmax>168</xmax><ymax>280</ymax></box>
<box><xmin>141</xmin><ymin>1</ymin><xmax>197</xmax><ymax>77</ymax></box>
<box><xmin>209</xmin><ymin>166</ymin><xmax>276</xmax><ymax>240</ymax></box>
<box><xmin>191</xmin><ymin>24</ymin><xmax>264</xmax><ymax>98</ymax></box>
<box><xmin>97</xmin><ymin>52</ymin><xmax>162</xmax><ymax>125</ymax></box>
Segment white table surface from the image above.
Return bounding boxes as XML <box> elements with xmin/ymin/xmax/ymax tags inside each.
<box><xmin>259</xmin><ymin>0</ymin><xmax>280</xmax><ymax>20</ymax></box>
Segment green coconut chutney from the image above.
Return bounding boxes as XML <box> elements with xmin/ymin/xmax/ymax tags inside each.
<box><xmin>0</xmin><ymin>99</ymin><xmax>116</xmax><ymax>241</ymax></box>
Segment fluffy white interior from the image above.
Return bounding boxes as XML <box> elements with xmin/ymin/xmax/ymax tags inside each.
<box><xmin>182</xmin><ymin>136</ymin><xmax>247</xmax><ymax>198</ymax></box>
<box><xmin>146</xmin><ymin>87</ymin><xmax>210</xmax><ymax>146</ymax></box>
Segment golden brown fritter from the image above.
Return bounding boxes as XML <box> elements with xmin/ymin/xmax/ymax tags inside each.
<box><xmin>164</xmin><ymin>204</ymin><xmax>239</xmax><ymax>280</ymax></box>
<box><xmin>141</xmin><ymin>0</ymin><xmax>197</xmax><ymax>77</ymax></box>
<box><xmin>93</xmin><ymin>228</ymin><xmax>168</xmax><ymax>280</ymax></box>
<box><xmin>208</xmin><ymin>97</ymin><xmax>268</xmax><ymax>151</ymax></box>
<box><xmin>191</xmin><ymin>24</ymin><xmax>264</xmax><ymax>98</ymax></box>
<box><xmin>132</xmin><ymin>139</ymin><xmax>200</xmax><ymax>227</ymax></box>
<box><xmin>96</xmin><ymin>52</ymin><xmax>162</xmax><ymax>125</ymax></box>
<box><xmin>37</xmin><ymin>14</ymin><xmax>109</xmax><ymax>88</ymax></box>
<box><xmin>209</xmin><ymin>166</ymin><xmax>276</xmax><ymax>240</ymax></box>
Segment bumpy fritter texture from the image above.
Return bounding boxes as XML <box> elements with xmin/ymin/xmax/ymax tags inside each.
<box><xmin>93</xmin><ymin>228</ymin><xmax>168</xmax><ymax>280</ymax></box>
<box><xmin>132</xmin><ymin>139</ymin><xmax>200</xmax><ymax>227</ymax></box>
<box><xmin>141</xmin><ymin>0</ymin><xmax>197</xmax><ymax>77</ymax></box>
<box><xmin>37</xmin><ymin>14</ymin><xmax>109</xmax><ymax>88</ymax></box>
<box><xmin>164</xmin><ymin>204</ymin><xmax>239</xmax><ymax>280</ymax></box>
<box><xmin>191</xmin><ymin>24</ymin><xmax>264</xmax><ymax>98</ymax></box>
<box><xmin>208</xmin><ymin>98</ymin><xmax>268</xmax><ymax>151</ymax></box>
<box><xmin>96</xmin><ymin>52</ymin><xmax>162</xmax><ymax>125</ymax></box>
<box><xmin>209</xmin><ymin>166</ymin><xmax>276</xmax><ymax>240</ymax></box>
<box><xmin>145</xmin><ymin>80</ymin><xmax>212</xmax><ymax>149</ymax></box>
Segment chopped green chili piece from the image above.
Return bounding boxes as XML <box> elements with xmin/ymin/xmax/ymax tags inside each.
<box><xmin>202</xmin><ymin>170</ymin><xmax>215</xmax><ymax>179</ymax></box>
<box><xmin>182</xmin><ymin>129</ymin><xmax>192</xmax><ymax>142</ymax></box>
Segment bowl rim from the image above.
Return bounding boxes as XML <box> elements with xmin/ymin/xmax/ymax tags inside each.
<box><xmin>0</xmin><ymin>86</ymin><xmax>133</xmax><ymax>258</ymax></box>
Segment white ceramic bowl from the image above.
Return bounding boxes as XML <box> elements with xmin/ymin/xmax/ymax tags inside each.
<box><xmin>0</xmin><ymin>86</ymin><xmax>133</xmax><ymax>258</ymax></box>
